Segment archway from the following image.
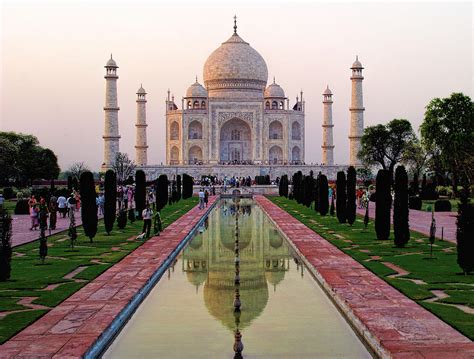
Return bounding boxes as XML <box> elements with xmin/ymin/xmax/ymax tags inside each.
<box><xmin>219</xmin><ymin>118</ymin><xmax>252</xmax><ymax>163</ymax></box>
<box><xmin>170</xmin><ymin>121</ymin><xmax>179</xmax><ymax>140</ymax></box>
<box><xmin>188</xmin><ymin>121</ymin><xmax>203</xmax><ymax>140</ymax></box>
<box><xmin>189</xmin><ymin>145</ymin><xmax>203</xmax><ymax>164</ymax></box>
<box><xmin>170</xmin><ymin>146</ymin><xmax>179</xmax><ymax>164</ymax></box>
<box><xmin>269</xmin><ymin>145</ymin><xmax>283</xmax><ymax>164</ymax></box>
<box><xmin>291</xmin><ymin>146</ymin><xmax>301</xmax><ymax>163</ymax></box>
<box><xmin>269</xmin><ymin>121</ymin><xmax>283</xmax><ymax>140</ymax></box>
<box><xmin>291</xmin><ymin>121</ymin><xmax>301</xmax><ymax>140</ymax></box>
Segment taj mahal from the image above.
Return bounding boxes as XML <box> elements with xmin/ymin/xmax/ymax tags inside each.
<box><xmin>101</xmin><ymin>17</ymin><xmax>365</xmax><ymax>180</ymax></box>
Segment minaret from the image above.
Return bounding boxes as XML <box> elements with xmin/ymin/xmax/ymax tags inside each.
<box><xmin>349</xmin><ymin>56</ymin><xmax>364</xmax><ymax>166</ymax></box>
<box><xmin>322</xmin><ymin>86</ymin><xmax>334</xmax><ymax>165</ymax></box>
<box><xmin>135</xmin><ymin>84</ymin><xmax>148</xmax><ymax>166</ymax></box>
<box><xmin>102</xmin><ymin>54</ymin><xmax>120</xmax><ymax>170</ymax></box>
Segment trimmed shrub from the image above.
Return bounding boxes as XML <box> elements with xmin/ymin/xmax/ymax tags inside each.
<box><xmin>104</xmin><ymin>170</ymin><xmax>116</xmax><ymax>235</ymax></box>
<box><xmin>156</xmin><ymin>174</ymin><xmax>169</xmax><ymax>212</ymax></box>
<box><xmin>394</xmin><ymin>166</ymin><xmax>410</xmax><ymax>247</ymax></box>
<box><xmin>318</xmin><ymin>175</ymin><xmax>329</xmax><ymax>216</ymax></box>
<box><xmin>330</xmin><ymin>195</ymin><xmax>335</xmax><ymax>216</ymax></box>
<box><xmin>79</xmin><ymin>171</ymin><xmax>98</xmax><ymax>242</ymax></box>
<box><xmin>303</xmin><ymin>175</ymin><xmax>313</xmax><ymax>208</ymax></box>
<box><xmin>176</xmin><ymin>175</ymin><xmax>182</xmax><ymax>202</ymax></box>
<box><xmin>292</xmin><ymin>171</ymin><xmax>303</xmax><ymax>204</ymax></box>
<box><xmin>369</xmin><ymin>192</ymin><xmax>376</xmax><ymax>202</ymax></box>
<box><xmin>336</xmin><ymin>171</ymin><xmax>346</xmax><ymax>224</ymax></box>
<box><xmin>457</xmin><ymin>192</ymin><xmax>474</xmax><ymax>274</ymax></box>
<box><xmin>135</xmin><ymin>170</ymin><xmax>146</xmax><ymax>219</ymax></box>
<box><xmin>3</xmin><ymin>188</ymin><xmax>14</xmax><ymax>200</ymax></box>
<box><xmin>313</xmin><ymin>175</ymin><xmax>319</xmax><ymax>213</ymax></box>
<box><xmin>435</xmin><ymin>199</ymin><xmax>452</xmax><ymax>212</ymax></box>
<box><xmin>128</xmin><ymin>208</ymin><xmax>136</xmax><ymax>223</ymax></box>
<box><xmin>346</xmin><ymin>166</ymin><xmax>357</xmax><ymax>225</ymax></box>
<box><xmin>0</xmin><ymin>208</ymin><xmax>12</xmax><ymax>281</ymax></box>
<box><xmin>409</xmin><ymin>196</ymin><xmax>422</xmax><ymax>210</ymax></box>
<box><xmin>182</xmin><ymin>174</ymin><xmax>193</xmax><ymax>199</ymax></box>
<box><xmin>375</xmin><ymin>169</ymin><xmax>391</xmax><ymax>240</ymax></box>
<box><xmin>117</xmin><ymin>209</ymin><xmax>127</xmax><ymax>229</ymax></box>
<box><xmin>279</xmin><ymin>175</ymin><xmax>289</xmax><ymax>197</ymax></box>
<box><xmin>14</xmin><ymin>199</ymin><xmax>30</xmax><ymax>215</ymax></box>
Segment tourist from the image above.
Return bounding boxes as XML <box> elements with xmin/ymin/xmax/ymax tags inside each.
<box><xmin>142</xmin><ymin>203</ymin><xmax>153</xmax><ymax>238</ymax></box>
<box><xmin>29</xmin><ymin>204</ymin><xmax>39</xmax><ymax>230</ymax></box>
<box><xmin>0</xmin><ymin>191</ymin><xmax>4</xmax><ymax>209</ymax></box>
<box><xmin>97</xmin><ymin>193</ymin><xmax>105</xmax><ymax>215</ymax></box>
<box><xmin>28</xmin><ymin>195</ymin><xmax>37</xmax><ymax>208</ymax></box>
<box><xmin>49</xmin><ymin>195</ymin><xmax>57</xmax><ymax>230</ymax></box>
<box><xmin>57</xmin><ymin>194</ymin><xmax>67</xmax><ymax>218</ymax></box>
<box><xmin>198</xmin><ymin>188</ymin><xmax>205</xmax><ymax>209</ymax></box>
<box><xmin>39</xmin><ymin>198</ymin><xmax>49</xmax><ymax>232</ymax></box>
<box><xmin>127</xmin><ymin>186</ymin><xmax>134</xmax><ymax>209</ymax></box>
<box><xmin>204</xmin><ymin>189</ymin><xmax>209</xmax><ymax>207</ymax></box>
<box><xmin>67</xmin><ymin>193</ymin><xmax>76</xmax><ymax>217</ymax></box>
<box><xmin>74</xmin><ymin>191</ymin><xmax>81</xmax><ymax>212</ymax></box>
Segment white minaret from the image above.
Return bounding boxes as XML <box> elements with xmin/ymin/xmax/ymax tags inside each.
<box><xmin>322</xmin><ymin>86</ymin><xmax>334</xmax><ymax>165</ymax></box>
<box><xmin>349</xmin><ymin>56</ymin><xmax>364</xmax><ymax>166</ymax></box>
<box><xmin>102</xmin><ymin>54</ymin><xmax>120</xmax><ymax>170</ymax></box>
<box><xmin>135</xmin><ymin>84</ymin><xmax>148</xmax><ymax>166</ymax></box>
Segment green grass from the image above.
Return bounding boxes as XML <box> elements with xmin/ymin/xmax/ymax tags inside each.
<box><xmin>269</xmin><ymin>196</ymin><xmax>474</xmax><ymax>340</ymax></box>
<box><xmin>0</xmin><ymin>197</ymin><xmax>198</xmax><ymax>344</ymax></box>
<box><xmin>2</xmin><ymin>200</ymin><xmax>16</xmax><ymax>212</ymax></box>
<box><xmin>421</xmin><ymin>199</ymin><xmax>462</xmax><ymax>212</ymax></box>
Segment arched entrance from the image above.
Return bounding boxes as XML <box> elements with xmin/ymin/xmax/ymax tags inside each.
<box><xmin>170</xmin><ymin>146</ymin><xmax>179</xmax><ymax>164</ymax></box>
<box><xmin>291</xmin><ymin>146</ymin><xmax>301</xmax><ymax>163</ymax></box>
<box><xmin>219</xmin><ymin>118</ymin><xmax>252</xmax><ymax>163</ymax></box>
<box><xmin>269</xmin><ymin>145</ymin><xmax>283</xmax><ymax>164</ymax></box>
<box><xmin>189</xmin><ymin>145</ymin><xmax>203</xmax><ymax>164</ymax></box>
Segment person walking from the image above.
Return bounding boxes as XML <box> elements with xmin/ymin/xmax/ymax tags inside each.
<box><xmin>204</xmin><ymin>189</ymin><xmax>209</xmax><ymax>207</ymax></box>
<box><xmin>142</xmin><ymin>203</ymin><xmax>153</xmax><ymax>238</ymax></box>
<box><xmin>198</xmin><ymin>188</ymin><xmax>205</xmax><ymax>209</ymax></box>
<box><xmin>67</xmin><ymin>193</ymin><xmax>76</xmax><ymax>217</ymax></box>
<box><xmin>57</xmin><ymin>194</ymin><xmax>67</xmax><ymax>218</ymax></box>
<box><xmin>30</xmin><ymin>204</ymin><xmax>39</xmax><ymax>230</ymax></box>
<box><xmin>49</xmin><ymin>195</ymin><xmax>57</xmax><ymax>230</ymax></box>
<box><xmin>97</xmin><ymin>193</ymin><xmax>105</xmax><ymax>216</ymax></box>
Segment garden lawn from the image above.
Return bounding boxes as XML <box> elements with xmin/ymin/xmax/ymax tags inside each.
<box><xmin>2</xmin><ymin>200</ymin><xmax>16</xmax><ymax>213</ymax></box>
<box><xmin>269</xmin><ymin>196</ymin><xmax>474</xmax><ymax>340</ymax></box>
<box><xmin>0</xmin><ymin>197</ymin><xmax>198</xmax><ymax>344</ymax></box>
<box><xmin>421</xmin><ymin>199</ymin><xmax>464</xmax><ymax>212</ymax></box>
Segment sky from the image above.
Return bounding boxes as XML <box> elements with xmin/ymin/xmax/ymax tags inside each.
<box><xmin>1</xmin><ymin>0</ymin><xmax>472</xmax><ymax>171</ymax></box>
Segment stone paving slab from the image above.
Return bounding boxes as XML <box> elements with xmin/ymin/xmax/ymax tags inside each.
<box><xmin>0</xmin><ymin>197</ymin><xmax>217</xmax><ymax>359</ymax></box>
<box><xmin>357</xmin><ymin>202</ymin><xmax>457</xmax><ymax>243</ymax></box>
<box><xmin>256</xmin><ymin>195</ymin><xmax>473</xmax><ymax>359</ymax></box>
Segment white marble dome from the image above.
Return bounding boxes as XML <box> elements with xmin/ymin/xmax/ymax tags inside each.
<box><xmin>106</xmin><ymin>56</ymin><xmax>117</xmax><ymax>68</ymax></box>
<box><xmin>351</xmin><ymin>56</ymin><xmax>363</xmax><ymax>69</ymax></box>
<box><xmin>203</xmin><ymin>32</ymin><xmax>268</xmax><ymax>98</ymax></box>
<box><xmin>264</xmin><ymin>82</ymin><xmax>285</xmax><ymax>98</ymax></box>
<box><xmin>186</xmin><ymin>80</ymin><xmax>208</xmax><ymax>98</ymax></box>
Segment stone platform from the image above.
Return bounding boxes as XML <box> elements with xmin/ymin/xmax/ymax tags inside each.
<box><xmin>255</xmin><ymin>195</ymin><xmax>474</xmax><ymax>358</ymax></box>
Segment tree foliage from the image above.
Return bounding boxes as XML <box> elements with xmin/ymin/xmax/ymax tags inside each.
<box><xmin>156</xmin><ymin>174</ymin><xmax>169</xmax><ymax>212</ymax></box>
<box><xmin>336</xmin><ymin>171</ymin><xmax>346</xmax><ymax>223</ymax></box>
<box><xmin>375</xmin><ymin>169</ymin><xmax>391</xmax><ymax>240</ymax></box>
<box><xmin>0</xmin><ymin>208</ymin><xmax>12</xmax><ymax>281</ymax></box>
<box><xmin>394</xmin><ymin>166</ymin><xmax>410</xmax><ymax>247</ymax></box>
<box><xmin>457</xmin><ymin>191</ymin><xmax>474</xmax><ymax>274</ymax></box>
<box><xmin>182</xmin><ymin>174</ymin><xmax>193</xmax><ymax>199</ymax></box>
<box><xmin>112</xmin><ymin>152</ymin><xmax>136</xmax><ymax>184</ymax></box>
<box><xmin>346</xmin><ymin>166</ymin><xmax>357</xmax><ymax>225</ymax></box>
<box><xmin>66</xmin><ymin>162</ymin><xmax>90</xmax><ymax>180</ymax></box>
<box><xmin>358</xmin><ymin>119</ymin><xmax>416</xmax><ymax>179</ymax></box>
<box><xmin>80</xmin><ymin>171</ymin><xmax>98</xmax><ymax>242</ymax></box>
<box><xmin>176</xmin><ymin>175</ymin><xmax>182</xmax><ymax>202</ymax></box>
<box><xmin>318</xmin><ymin>174</ymin><xmax>329</xmax><ymax>216</ymax></box>
<box><xmin>104</xmin><ymin>170</ymin><xmax>116</xmax><ymax>235</ymax></box>
<box><xmin>135</xmin><ymin>170</ymin><xmax>146</xmax><ymax>219</ymax></box>
<box><xmin>420</xmin><ymin>93</ymin><xmax>474</xmax><ymax>194</ymax></box>
<box><xmin>279</xmin><ymin>175</ymin><xmax>289</xmax><ymax>197</ymax></box>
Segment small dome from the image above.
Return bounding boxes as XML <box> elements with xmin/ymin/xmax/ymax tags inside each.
<box><xmin>105</xmin><ymin>55</ymin><xmax>118</xmax><ymax>68</ymax></box>
<box><xmin>351</xmin><ymin>56</ymin><xmax>363</xmax><ymax>69</ymax></box>
<box><xmin>323</xmin><ymin>86</ymin><xmax>332</xmax><ymax>95</ymax></box>
<box><xmin>264</xmin><ymin>80</ymin><xmax>285</xmax><ymax>98</ymax></box>
<box><xmin>186</xmin><ymin>79</ymin><xmax>208</xmax><ymax>98</ymax></box>
<box><xmin>137</xmin><ymin>84</ymin><xmax>146</xmax><ymax>94</ymax></box>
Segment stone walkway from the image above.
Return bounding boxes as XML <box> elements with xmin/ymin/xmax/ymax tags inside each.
<box><xmin>256</xmin><ymin>195</ymin><xmax>473</xmax><ymax>359</ymax></box>
<box><xmin>356</xmin><ymin>201</ymin><xmax>457</xmax><ymax>243</ymax></box>
<box><xmin>11</xmin><ymin>211</ymin><xmax>86</xmax><ymax>247</ymax></box>
<box><xmin>0</xmin><ymin>197</ymin><xmax>217</xmax><ymax>358</ymax></box>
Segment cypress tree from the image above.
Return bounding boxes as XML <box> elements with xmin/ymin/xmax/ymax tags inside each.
<box><xmin>135</xmin><ymin>170</ymin><xmax>146</xmax><ymax>219</ymax></box>
<box><xmin>375</xmin><ymin>169</ymin><xmax>391</xmax><ymax>240</ymax></box>
<box><xmin>280</xmin><ymin>175</ymin><xmax>289</xmax><ymax>198</ymax></box>
<box><xmin>80</xmin><ymin>171</ymin><xmax>98</xmax><ymax>242</ymax></box>
<box><xmin>346</xmin><ymin>166</ymin><xmax>357</xmax><ymax>225</ymax></box>
<box><xmin>303</xmin><ymin>175</ymin><xmax>313</xmax><ymax>207</ymax></box>
<box><xmin>156</xmin><ymin>174</ymin><xmax>169</xmax><ymax>211</ymax></box>
<box><xmin>0</xmin><ymin>208</ymin><xmax>12</xmax><ymax>281</ymax></box>
<box><xmin>117</xmin><ymin>209</ymin><xmax>127</xmax><ymax>229</ymax></box>
<box><xmin>319</xmin><ymin>174</ymin><xmax>329</xmax><ymax>216</ymax></box>
<box><xmin>104</xmin><ymin>170</ymin><xmax>116</xmax><ymax>235</ymax></box>
<box><xmin>336</xmin><ymin>171</ymin><xmax>347</xmax><ymax>223</ymax></box>
<box><xmin>457</xmin><ymin>190</ymin><xmax>474</xmax><ymax>274</ymax></box>
<box><xmin>177</xmin><ymin>175</ymin><xmax>182</xmax><ymax>202</ymax></box>
<box><xmin>394</xmin><ymin>166</ymin><xmax>410</xmax><ymax>247</ymax></box>
<box><xmin>182</xmin><ymin>174</ymin><xmax>193</xmax><ymax>199</ymax></box>
<box><xmin>330</xmin><ymin>195</ymin><xmax>335</xmax><ymax>216</ymax></box>
<box><xmin>314</xmin><ymin>174</ymin><xmax>320</xmax><ymax>212</ymax></box>
<box><xmin>72</xmin><ymin>177</ymin><xmax>78</xmax><ymax>191</ymax></box>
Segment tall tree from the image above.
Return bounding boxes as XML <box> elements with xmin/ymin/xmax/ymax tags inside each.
<box><xmin>318</xmin><ymin>174</ymin><xmax>329</xmax><ymax>216</ymax></box>
<box><xmin>336</xmin><ymin>171</ymin><xmax>347</xmax><ymax>223</ymax></box>
<box><xmin>80</xmin><ymin>171</ymin><xmax>98</xmax><ymax>242</ymax></box>
<box><xmin>393</xmin><ymin>166</ymin><xmax>410</xmax><ymax>247</ymax></box>
<box><xmin>176</xmin><ymin>175</ymin><xmax>182</xmax><ymax>202</ymax></box>
<box><xmin>104</xmin><ymin>170</ymin><xmax>116</xmax><ymax>235</ymax></box>
<box><xmin>456</xmin><ymin>190</ymin><xmax>474</xmax><ymax>274</ymax></box>
<box><xmin>346</xmin><ymin>166</ymin><xmax>357</xmax><ymax>225</ymax></box>
<box><xmin>358</xmin><ymin>119</ymin><xmax>416</xmax><ymax>179</ymax></box>
<box><xmin>156</xmin><ymin>175</ymin><xmax>169</xmax><ymax>211</ymax></box>
<box><xmin>420</xmin><ymin>93</ymin><xmax>474</xmax><ymax>196</ymax></box>
<box><xmin>280</xmin><ymin>175</ymin><xmax>289</xmax><ymax>198</ymax></box>
<box><xmin>66</xmin><ymin>162</ymin><xmax>90</xmax><ymax>181</ymax></box>
<box><xmin>375</xmin><ymin>169</ymin><xmax>391</xmax><ymax>240</ymax></box>
<box><xmin>112</xmin><ymin>152</ymin><xmax>136</xmax><ymax>185</ymax></box>
<box><xmin>0</xmin><ymin>208</ymin><xmax>12</xmax><ymax>281</ymax></box>
<box><xmin>135</xmin><ymin>170</ymin><xmax>146</xmax><ymax>219</ymax></box>
<box><xmin>182</xmin><ymin>174</ymin><xmax>193</xmax><ymax>199</ymax></box>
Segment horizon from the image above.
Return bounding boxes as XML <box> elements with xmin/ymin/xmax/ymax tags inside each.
<box><xmin>1</xmin><ymin>1</ymin><xmax>472</xmax><ymax>171</ymax></box>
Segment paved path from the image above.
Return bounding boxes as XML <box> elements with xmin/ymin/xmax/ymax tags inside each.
<box><xmin>11</xmin><ymin>212</ymin><xmax>85</xmax><ymax>247</ymax></box>
<box><xmin>356</xmin><ymin>201</ymin><xmax>457</xmax><ymax>243</ymax></box>
<box><xmin>256</xmin><ymin>195</ymin><xmax>473</xmax><ymax>359</ymax></box>
<box><xmin>0</xmin><ymin>197</ymin><xmax>217</xmax><ymax>358</ymax></box>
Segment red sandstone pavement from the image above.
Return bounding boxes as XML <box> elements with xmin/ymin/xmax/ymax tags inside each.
<box><xmin>256</xmin><ymin>195</ymin><xmax>473</xmax><ymax>359</ymax></box>
<box><xmin>356</xmin><ymin>202</ymin><xmax>457</xmax><ymax>243</ymax></box>
<box><xmin>0</xmin><ymin>197</ymin><xmax>217</xmax><ymax>359</ymax></box>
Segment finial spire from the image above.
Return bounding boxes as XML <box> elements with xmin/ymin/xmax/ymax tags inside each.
<box><xmin>273</xmin><ymin>76</ymin><xmax>275</xmax><ymax>84</ymax></box>
<box><xmin>233</xmin><ymin>15</ymin><xmax>237</xmax><ymax>34</ymax></box>
<box><xmin>110</xmin><ymin>53</ymin><xmax>113</xmax><ymax>59</ymax></box>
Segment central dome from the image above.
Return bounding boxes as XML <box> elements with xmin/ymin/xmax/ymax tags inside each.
<box><xmin>203</xmin><ymin>32</ymin><xmax>268</xmax><ymax>99</ymax></box>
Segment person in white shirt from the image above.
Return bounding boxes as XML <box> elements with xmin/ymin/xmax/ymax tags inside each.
<box><xmin>142</xmin><ymin>203</ymin><xmax>153</xmax><ymax>238</ymax></box>
<box><xmin>57</xmin><ymin>195</ymin><xmax>67</xmax><ymax>218</ymax></box>
<box><xmin>198</xmin><ymin>189</ymin><xmax>205</xmax><ymax>209</ymax></box>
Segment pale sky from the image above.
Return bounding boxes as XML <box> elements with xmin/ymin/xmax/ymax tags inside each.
<box><xmin>1</xmin><ymin>1</ymin><xmax>472</xmax><ymax>171</ymax></box>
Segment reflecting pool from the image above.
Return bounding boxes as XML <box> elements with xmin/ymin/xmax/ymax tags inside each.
<box><xmin>104</xmin><ymin>199</ymin><xmax>371</xmax><ymax>358</ymax></box>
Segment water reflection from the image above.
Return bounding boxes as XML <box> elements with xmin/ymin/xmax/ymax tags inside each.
<box><xmin>182</xmin><ymin>199</ymin><xmax>290</xmax><ymax>332</ymax></box>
